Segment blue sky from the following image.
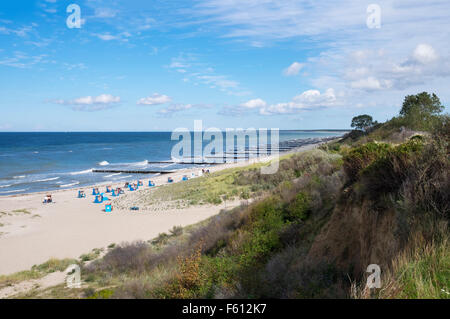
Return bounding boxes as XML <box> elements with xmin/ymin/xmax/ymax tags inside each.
<box><xmin>0</xmin><ymin>0</ymin><xmax>449</xmax><ymax>131</ymax></box>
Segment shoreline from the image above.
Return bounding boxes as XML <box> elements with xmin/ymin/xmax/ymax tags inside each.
<box><xmin>0</xmin><ymin>139</ymin><xmax>335</xmax><ymax>276</ymax></box>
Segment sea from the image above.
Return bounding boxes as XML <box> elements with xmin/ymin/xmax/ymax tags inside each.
<box><xmin>0</xmin><ymin>131</ymin><xmax>345</xmax><ymax>195</ymax></box>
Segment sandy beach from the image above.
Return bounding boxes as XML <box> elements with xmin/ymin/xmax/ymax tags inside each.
<box><xmin>0</xmin><ymin>143</ymin><xmax>323</xmax><ymax>276</ymax></box>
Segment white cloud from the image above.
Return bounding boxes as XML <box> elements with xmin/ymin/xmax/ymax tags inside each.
<box><xmin>412</xmin><ymin>44</ymin><xmax>438</xmax><ymax>64</ymax></box>
<box><xmin>137</xmin><ymin>93</ymin><xmax>172</xmax><ymax>105</ymax></box>
<box><xmin>93</xmin><ymin>32</ymin><xmax>131</xmax><ymax>42</ymax></box>
<box><xmin>261</xmin><ymin>88</ymin><xmax>338</xmax><ymax>115</ymax></box>
<box><xmin>52</xmin><ymin>94</ymin><xmax>121</xmax><ymax>111</ymax></box>
<box><xmin>225</xmin><ymin>88</ymin><xmax>339</xmax><ymax>116</ymax></box>
<box><xmin>241</xmin><ymin>98</ymin><xmax>267</xmax><ymax>108</ymax></box>
<box><xmin>168</xmin><ymin>55</ymin><xmax>248</xmax><ymax>95</ymax></box>
<box><xmin>0</xmin><ymin>52</ymin><xmax>48</xmax><ymax>68</ymax></box>
<box><xmin>350</xmin><ymin>77</ymin><xmax>392</xmax><ymax>90</ymax></box>
<box><xmin>344</xmin><ymin>44</ymin><xmax>448</xmax><ymax>92</ymax></box>
<box><xmin>0</xmin><ymin>24</ymin><xmax>33</xmax><ymax>37</ymax></box>
<box><xmin>283</xmin><ymin>62</ymin><xmax>304</xmax><ymax>76</ymax></box>
<box><xmin>95</xmin><ymin>33</ymin><xmax>118</xmax><ymax>41</ymax></box>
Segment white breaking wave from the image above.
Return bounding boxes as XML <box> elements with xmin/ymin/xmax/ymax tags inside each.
<box><xmin>0</xmin><ymin>184</ymin><xmax>12</xmax><ymax>188</ymax></box>
<box><xmin>13</xmin><ymin>175</ymin><xmax>26</xmax><ymax>179</ymax></box>
<box><xmin>59</xmin><ymin>181</ymin><xmax>80</xmax><ymax>188</ymax></box>
<box><xmin>34</xmin><ymin>177</ymin><xmax>60</xmax><ymax>183</ymax></box>
<box><xmin>98</xmin><ymin>161</ymin><xmax>110</xmax><ymax>166</ymax></box>
<box><xmin>70</xmin><ymin>169</ymin><xmax>93</xmax><ymax>175</ymax></box>
<box><xmin>117</xmin><ymin>175</ymin><xmax>132</xmax><ymax>179</ymax></box>
<box><xmin>158</xmin><ymin>163</ymin><xmax>174</xmax><ymax>168</ymax></box>
<box><xmin>104</xmin><ymin>173</ymin><xmax>121</xmax><ymax>178</ymax></box>
<box><xmin>132</xmin><ymin>160</ymin><xmax>148</xmax><ymax>167</ymax></box>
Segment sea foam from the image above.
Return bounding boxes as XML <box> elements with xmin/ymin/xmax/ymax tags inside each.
<box><xmin>59</xmin><ymin>181</ymin><xmax>80</xmax><ymax>188</ymax></box>
<box><xmin>70</xmin><ymin>169</ymin><xmax>93</xmax><ymax>175</ymax></box>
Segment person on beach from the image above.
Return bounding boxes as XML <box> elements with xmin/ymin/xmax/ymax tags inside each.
<box><xmin>43</xmin><ymin>194</ymin><xmax>52</xmax><ymax>203</ymax></box>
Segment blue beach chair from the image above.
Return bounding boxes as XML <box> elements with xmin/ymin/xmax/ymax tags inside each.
<box><xmin>94</xmin><ymin>195</ymin><xmax>103</xmax><ymax>203</ymax></box>
<box><xmin>92</xmin><ymin>188</ymin><xmax>100</xmax><ymax>195</ymax></box>
<box><xmin>111</xmin><ymin>189</ymin><xmax>117</xmax><ymax>197</ymax></box>
<box><xmin>167</xmin><ymin>177</ymin><xmax>174</xmax><ymax>183</ymax></box>
<box><xmin>182</xmin><ymin>175</ymin><xmax>188</xmax><ymax>181</ymax></box>
<box><xmin>148</xmin><ymin>180</ymin><xmax>155</xmax><ymax>187</ymax></box>
<box><xmin>78</xmin><ymin>190</ymin><xmax>86</xmax><ymax>198</ymax></box>
<box><xmin>137</xmin><ymin>180</ymin><xmax>143</xmax><ymax>186</ymax></box>
<box><xmin>105</xmin><ymin>203</ymin><xmax>112</xmax><ymax>213</ymax></box>
<box><xmin>106</xmin><ymin>186</ymin><xmax>112</xmax><ymax>193</ymax></box>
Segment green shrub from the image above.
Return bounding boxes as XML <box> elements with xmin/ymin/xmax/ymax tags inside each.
<box><xmin>286</xmin><ymin>192</ymin><xmax>310</xmax><ymax>221</ymax></box>
<box><xmin>360</xmin><ymin>140</ymin><xmax>423</xmax><ymax>197</ymax></box>
<box><xmin>169</xmin><ymin>226</ymin><xmax>183</xmax><ymax>237</ymax></box>
<box><xmin>343</xmin><ymin>142</ymin><xmax>392</xmax><ymax>182</ymax></box>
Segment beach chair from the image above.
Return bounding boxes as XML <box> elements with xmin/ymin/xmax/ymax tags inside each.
<box><xmin>94</xmin><ymin>195</ymin><xmax>103</xmax><ymax>203</ymax></box>
<box><xmin>111</xmin><ymin>189</ymin><xmax>117</xmax><ymax>197</ymax></box>
<box><xmin>78</xmin><ymin>190</ymin><xmax>86</xmax><ymax>198</ymax></box>
<box><xmin>182</xmin><ymin>175</ymin><xmax>188</xmax><ymax>181</ymax></box>
<box><xmin>137</xmin><ymin>180</ymin><xmax>143</xmax><ymax>186</ymax></box>
<box><xmin>118</xmin><ymin>188</ymin><xmax>125</xmax><ymax>195</ymax></box>
<box><xmin>167</xmin><ymin>177</ymin><xmax>173</xmax><ymax>183</ymax></box>
<box><xmin>105</xmin><ymin>203</ymin><xmax>112</xmax><ymax>213</ymax></box>
<box><xmin>148</xmin><ymin>180</ymin><xmax>155</xmax><ymax>187</ymax></box>
<box><xmin>106</xmin><ymin>186</ymin><xmax>112</xmax><ymax>193</ymax></box>
<box><xmin>92</xmin><ymin>188</ymin><xmax>99</xmax><ymax>195</ymax></box>
<box><xmin>128</xmin><ymin>185</ymin><xmax>135</xmax><ymax>191</ymax></box>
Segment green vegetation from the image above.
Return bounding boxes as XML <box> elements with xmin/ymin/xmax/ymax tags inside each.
<box><xmin>79</xmin><ymin>248</ymin><xmax>103</xmax><ymax>262</ymax></box>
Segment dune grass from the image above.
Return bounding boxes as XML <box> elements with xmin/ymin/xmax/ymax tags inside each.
<box><xmin>381</xmin><ymin>234</ymin><xmax>449</xmax><ymax>299</ymax></box>
<box><xmin>12</xmin><ymin>209</ymin><xmax>31</xmax><ymax>215</ymax></box>
<box><xmin>140</xmin><ymin>161</ymin><xmax>269</xmax><ymax>207</ymax></box>
<box><xmin>0</xmin><ymin>258</ymin><xmax>77</xmax><ymax>290</ymax></box>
